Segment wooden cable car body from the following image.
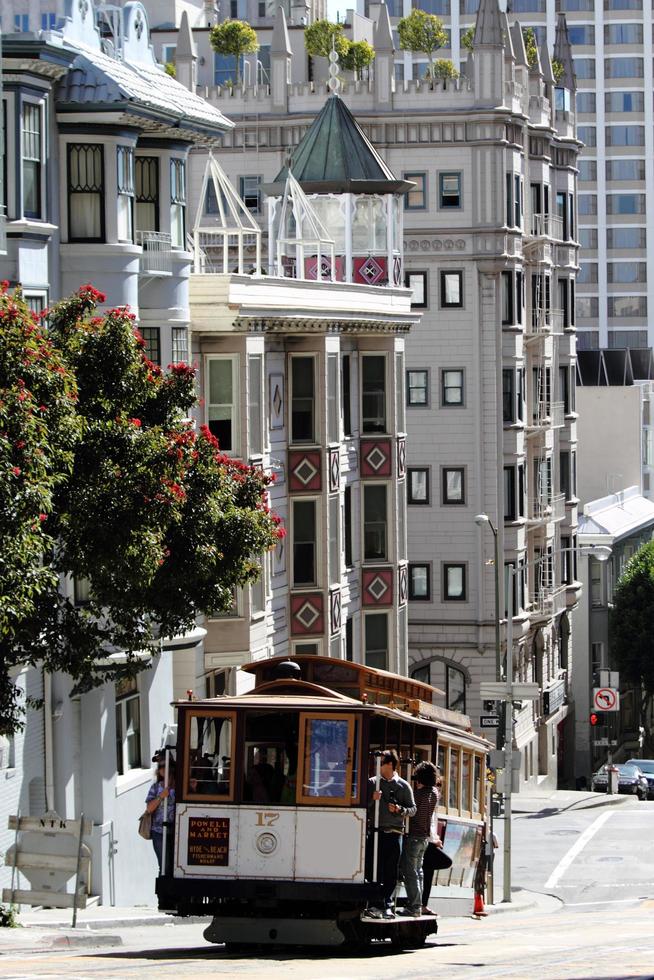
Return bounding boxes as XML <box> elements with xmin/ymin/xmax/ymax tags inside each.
<box><xmin>157</xmin><ymin>656</ymin><xmax>490</xmax><ymax>948</ymax></box>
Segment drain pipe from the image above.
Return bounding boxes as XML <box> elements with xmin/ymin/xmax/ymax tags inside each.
<box><xmin>43</xmin><ymin>668</ymin><xmax>55</xmax><ymax>812</ymax></box>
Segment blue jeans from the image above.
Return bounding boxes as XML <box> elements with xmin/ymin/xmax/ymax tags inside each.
<box><xmin>151</xmin><ymin>831</ymin><xmax>174</xmax><ymax>875</ymax></box>
<box><xmin>400</xmin><ymin>836</ymin><xmax>429</xmax><ymax>913</ymax></box>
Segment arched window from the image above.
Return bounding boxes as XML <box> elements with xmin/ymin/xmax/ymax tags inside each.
<box><xmin>446</xmin><ymin>665</ymin><xmax>466</xmax><ymax>714</ymax></box>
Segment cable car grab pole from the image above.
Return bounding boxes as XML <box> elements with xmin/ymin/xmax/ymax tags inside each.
<box><xmin>372</xmin><ymin>752</ymin><xmax>382</xmax><ymax>889</ymax></box>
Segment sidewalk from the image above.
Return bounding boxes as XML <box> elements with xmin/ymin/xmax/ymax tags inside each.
<box><xmin>511</xmin><ymin>788</ymin><xmax>633</xmax><ymax>814</ymax></box>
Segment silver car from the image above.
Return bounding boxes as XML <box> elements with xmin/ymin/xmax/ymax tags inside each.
<box><xmin>626</xmin><ymin>759</ymin><xmax>654</xmax><ymax>800</ymax></box>
<box><xmin>591</xmin><ymin>764</ymin><xmax>648</xmax><ymax>800</ymax></box>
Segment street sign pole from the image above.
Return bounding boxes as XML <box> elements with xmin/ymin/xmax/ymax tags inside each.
<box><xmin>503</xmin><ymin>563</ymin><xmax>514</xmax><ymax>904</ymax></box>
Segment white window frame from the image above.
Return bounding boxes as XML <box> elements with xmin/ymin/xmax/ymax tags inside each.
<box><xmin>207</xmin><ymin>587</ymin><xmax>243</xmax><ymax>621</ymax></box>
<box><xmin>289</xmin><ymin>353</ymin><xmax>317</xmax><ymax>445</ymax></box>
<box><xmin>327</xmin><ymin>351</ymin><xmax>341</xmax><ymax>446</ymax></box>
<box><xmin>115</xmin><ymin>679</ymin><xmax>142</xmax><ymax>777</ymax></box>
<box><xmin>248</xmin><ymin>352</ymin><xmax>264</xmax><ymax>458</ymax></box>
<box><xmin>291</xmin><ymin>496</ymin><xmax>321</xmax><ymax>589</ymax></box>
<box><xmin>363</xmin><ymin>610</ymin><xmax>390</xmax><ymax>670</ymax></box>
<box><xmin>21</xmin><ymin>96</ymin><xmax>46</xmax><ymax>222</ymax></box>
<box><xmin>360</xmin><ymin>351</ymin><xmax>388</xmax><ymax>435</ymax></box>
<box><xmin>205</xmin><ymin>354</ymin><xmax>240</xmax><ymax>457</ymax></box>
<box><xmin>292</xmin><ymin>639</ymin><xmax>323</xmax><ymax>656</ymax></box>
<box><xmin>23</xmin><ymin>290</ymin><xmax>48</xmax><ymax>316</ymax></box>
<box><xmin>362</xmin><ymin>481</ymin><xmax>389</xmax><ymax>564</ymax></box>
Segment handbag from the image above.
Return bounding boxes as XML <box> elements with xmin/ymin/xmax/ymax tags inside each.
<box><xmin>138</xmin><ymin>809</ymin><xmax>152</xmax><ymax>840</ymax></box>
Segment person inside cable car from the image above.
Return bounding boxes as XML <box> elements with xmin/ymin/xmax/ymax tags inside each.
<box><xmin>365</xmin><ymin>749</ymin><xmax>416</xmax><ymax>919</ymax></box>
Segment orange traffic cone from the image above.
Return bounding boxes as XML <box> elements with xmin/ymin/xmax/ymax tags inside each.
<box><xmin>473</xmin><ymin>890</ymin><xmax>488</xmax><ymax>917</ymax></box>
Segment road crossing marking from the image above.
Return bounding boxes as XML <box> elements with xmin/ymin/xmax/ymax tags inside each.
<box><xmin>544</xmin><ymin>810</ymin><xmax>614</xmax><ymax>889</ymax></box>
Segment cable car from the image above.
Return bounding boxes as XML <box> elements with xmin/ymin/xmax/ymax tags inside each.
<box><xmin>156</xmin><ymin>655</ymin><xmax>490</xmax><ymax>949</ymax></box>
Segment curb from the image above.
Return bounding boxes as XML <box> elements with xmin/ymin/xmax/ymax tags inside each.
<box><xmin>485</xmin><ymin>890</ymin><xmax>563</xmax><ymax>916</ymax></box>
<box><xmin>513</xmin><ymin>793</ymin><xmax>633</xmax><ymax>815</ymax></box>
<box><xmin>15</xmin><ymin>914</ymin><xmax>211</xmax><ymax>931</ymax></box>
<box><xmin>49</xmin><ymin>933</ymin><xmax>124</xmax><ymax>949</ymax></box>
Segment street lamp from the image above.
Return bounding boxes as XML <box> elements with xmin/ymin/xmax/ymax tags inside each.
<box><xmin>474</xmin><ymin>514</ymin><xmax>502</xmax><ymax>686</ymax></box>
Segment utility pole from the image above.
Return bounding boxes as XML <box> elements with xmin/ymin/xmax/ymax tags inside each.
<box><xmin>503</xmin><ymin>563</ymin><xmax>514</xmax><ymax>904</ymax></box>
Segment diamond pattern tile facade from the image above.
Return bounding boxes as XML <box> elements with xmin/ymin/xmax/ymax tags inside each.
<box><xmin>362</xmin><ymin>568</ymin><xmax>393</xmax><ymax>606</ymax></box>
<box><xmin>353</xmin><ymin>255</ymin><xmax>388</xmax><ymax>286</ymax></box>
<box><xmin>397</xmin><ymin>437</ymin><xmax>406</xmax><ymax>479</ymax></box>
<box><xmin>398</xmin><ymin>562</ymin><xmax>408</xmax><ymax>606</ymax></box>
<box><xmin>360</xmin><ymin>439</ymin><xmax>392</xmax><ymax>478</ymax></box>
<box><xmin>330</xmin><ymin>588</ymin><xmax>342</xmax><ymax>635</ymax></box>
<box><xmin>328</xmin><ymin>447</ymin><xmax>340</xmax><ymax>493</ymax></box>
<box><xmin>290</xmin><ymin>593</ymin><xmax>324</xmax><ymax>635</ymax></box>
<box><xmin>289</xmin><ymin>450</ymin><xmax>322</xmax><ymax>492</ymax></box>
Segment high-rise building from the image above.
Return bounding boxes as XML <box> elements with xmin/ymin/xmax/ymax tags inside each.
<box><xmin>168</xmin><ymin>0</ymin><xmax>582</xmax><ymax>790</ymax></box>
<box><xmin>361</xmin><ymin>0</ymin><xmax>654</xmax><ymax>354</ymax></box>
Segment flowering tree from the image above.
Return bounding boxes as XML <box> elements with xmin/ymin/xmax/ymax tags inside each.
<box><xmin>1</xmin><ymin>286</ymin><xmax>283</xmax><ymax>734</ymax></box>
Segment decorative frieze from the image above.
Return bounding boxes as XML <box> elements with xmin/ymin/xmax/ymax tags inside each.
<box><xmin>362</xmin><ymin>568</ymin><xmax>393</xmax><ymax>607</ymax></box>
<box><xmin>290</xmin><ymin>592</ymin><xmax>325</xmax><ymax>635</ymax></box>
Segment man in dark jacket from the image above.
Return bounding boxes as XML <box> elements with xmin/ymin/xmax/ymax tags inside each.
<box><xmin>366</xmin><ymin>749</ymin><xmax>416</xmax><ymax>918</ymax></box>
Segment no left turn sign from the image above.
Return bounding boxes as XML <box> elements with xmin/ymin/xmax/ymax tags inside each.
<box><xmin>593</xmin><ymin>687</ymin><xmax>619</xmax><ymax>712</ymax></box>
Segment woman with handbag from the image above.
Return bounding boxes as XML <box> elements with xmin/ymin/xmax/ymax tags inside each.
<box><xmin>421</xmin><ymin>771</ymin><xmax>453</xmax><ymax>915</ymax></box>
<box><xmin>144</xmin><ymin>755</ymin><xmax>176</xmax><ymax>874</ymax></box>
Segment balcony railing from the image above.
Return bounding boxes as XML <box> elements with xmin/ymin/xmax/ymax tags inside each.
<box><xmin>137</xmin><ymin>231</ymin><xmax>173</xmax><ymax>277</ymax></box>
<box><xmin>528</xmin><ymin>491</ymin><xmax>565</xmax><ymax>525</ymax></box>
<box><xmin>528</xmin><ymin>400</ymin><xmax>565</xmax><ymax>431</ymax></box>
<box><xmin>527</xmin><ymin>213</ymin><xmax>563</xmax><ymax>241</ymax></box>
<box><xmin>530</xmin><ymin>584</ymin><xmax>567</xmax><ymax>620</ymax></box>
<box><xmin>528</xmin><ymin>307</ymin><xmax>564</xmax><ymax>339</ymax></box>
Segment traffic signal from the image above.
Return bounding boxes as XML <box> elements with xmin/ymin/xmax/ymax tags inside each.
<box><xmin>589</xmin><ymin>712</ymin><xmax>599</xmax><ymax>726</ymax></box>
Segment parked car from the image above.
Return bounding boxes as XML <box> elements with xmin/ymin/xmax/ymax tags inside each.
<box><xmin>626</xmin><ymin>759</ymin><xmax>654</xmax><ymax>800</ymax></box>
<box><xmin>590</xmin><ymin>764</ymin><xmax>649</xmax><ymax>800</ymax></box>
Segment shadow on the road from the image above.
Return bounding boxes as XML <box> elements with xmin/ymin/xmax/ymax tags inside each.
<box><xmin>86</xmin><ymin>940</ymin><xmax>461</xmax><ymax>962</ymax></box>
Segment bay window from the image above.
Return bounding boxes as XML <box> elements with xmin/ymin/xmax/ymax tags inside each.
<box><xmin>363</xmin><ymin>484</ymin><xmax>388</xmax><ymax>562</ymax></box>
<box><xmin>292</xmin><ymin>499</ymin><xmax>317</xmax><ymax>587</ymax></box>
<box><xmin>170</xmin><ymin>158</ymin><xmax>186</xmax><ymax>248</ymax></box>
<box><xmin>68</xmin><ymin>143</ymin><xmax>104</xmax><ymax>242</ymax></box>
<box><xmin>361</xmin><ymin>355</ymin><xmax>387</xmax><ymax>433</ymax></box>
<box><xmin>117</xmin><ymin>146</ymin><xmax>135</xmax><ymax>243</ymax></box>
<box><xmin>207</xmin><ymin>355</ymin><xmax>239</xmax><ymax>453</ymax></box>
<box><xmin>22</xmin><ymin>102</ymin><xmax>43</xmax><ymax>219</ymax></box>
<box><xmin>291</xmin><ymin>356</ymin><xmax>316</xmax><ymax>443</ymax></box>
<box><xmin>365</xmin><ymin>612</ymin><xmax>389</xmax><ymax>670</ymax></box>
<box><xmin>135</xmin><ymin>156</ymin><xmax>159</xmax><ymax>231</ymax></box>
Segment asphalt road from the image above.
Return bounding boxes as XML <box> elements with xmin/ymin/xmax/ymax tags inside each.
<box><xmin>2</xmin><ymin>796</ymin><xmax>654</xmax><ymax>980</ymax></box>
<box><xmin>496</xmin><ymin>796</ymin><xmax>654</xmax><ymax>909</ymax></box>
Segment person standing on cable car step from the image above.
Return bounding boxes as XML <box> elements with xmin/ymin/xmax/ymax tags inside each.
<box><xmin>398</xmin><ymin>761</ymin><xmax>439</xmax><ymax>918</ymax></box>
<box><xmin>366</xmin><ymin>749</ymin><xmax>416</xmax><ymax>919</ymax></box>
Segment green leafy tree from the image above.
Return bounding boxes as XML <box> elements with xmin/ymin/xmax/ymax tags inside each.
<box><xmin>610</xmin><ymin>540</ymin><xmax>654</xmax><ymax>750</ymax></box>
<box><xmin>552</xmin><ymin>58</ymin><xmax>564</xmax><ymax>84</ymax></box>
<box><xmin>341</xmin><ymin>40</ymin><xmax>375</xmax><ymax>79</ymax></box>
<box><xmin>397</xmin><ymin>9</ymin><xmax>447</xmax><ymax>78</ymax></box>
<box><xmin>303</xmin><ymin>18</ymin><xmax>349</xmax><ymax>61</ymax></box>
<box><xmin>522</xmin><ymin>26</ymin><xmax>538</xmax><ymax>69</ymax></box>
<box><xmin>209</xmin><ymin>19</ymin><xmax>259</xmax><ymax>84</ymax></box>
<box><xmin>430</xmin><ymin>59</ymin><xmax>459</xmax><ymax>81</ymax></box>
<box><xmin>461</xmin><ymin>26</ymin><xmax>474</xmax><ymax>53</ymax></box>
<box><xmin>0</xmin><ymin>284</ymin><xmax>80</xmax><ymax>731</ymax></box>
<box><xmin>0</xmin><ymin>286</ymin><xmax>283</xmax><ymax>735</ymax></box>
<box><xmin>164</xmin><ymin>61</ymin><xmax>176</xmax><ymax>78</ymax></box>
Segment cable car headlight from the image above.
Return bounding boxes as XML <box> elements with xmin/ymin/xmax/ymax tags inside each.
<box><xmin>256</xmin><ymin>831</ymin><xmax>278</xmax><ymax>855</ymax></box>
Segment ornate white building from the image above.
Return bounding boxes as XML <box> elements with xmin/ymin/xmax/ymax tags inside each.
<box><xmin>163</xmin><ymin>0</ymin><xmax>582</xmax><ymax>790</ymax></box>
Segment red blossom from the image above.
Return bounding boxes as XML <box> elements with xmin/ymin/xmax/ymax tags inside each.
<box><xmin>38</xmin><ymin>513</ymin><xmax>48</xmax><ymax>522</ymax></box>
<box><xmin>11</xmin><ymin>467</ymin><xmax>21</xmax><ymax>477</ymax></box>
<box><xmin>1</xmin><ymin>280</ymin><xmax>9</xmax><ymax>291</ymax></box>
<box><xmin>129</xmin><ymin>418</ymin><xmax>142</xmax><ymax>428</ymax></box>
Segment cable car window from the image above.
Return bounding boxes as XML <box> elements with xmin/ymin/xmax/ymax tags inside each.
<box><xmin>298</xmin><ymin>714</ymin><xmax>357</xmax><ymax>806</ymax></box>
<box><xmin>437</xmin><ymin>744</ymin><xmax>446</xmax><ymax>803</ymax></box>
<box><xmin>462</xmin><ymin>752</ymin><xmax>471</xmax><ymax>813</ymax></box>
<box><xmin>473</xmin><ymin>755</ymin><xmax>482</xmax><ymax>814</ymax></box>
<box><xmin>243</xmin><ymin>710</ymin><xmax>299</xmax><ymax>804</ymax></box>
<box><xmin>185</xmin><ymin>711</ymin><xmax>235</xmax><ymax>800</ymax></box>
<box><xmin>448</xmin><ymin>747</ymin><xmax>460</xmax><ymax>810</ymax></box>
